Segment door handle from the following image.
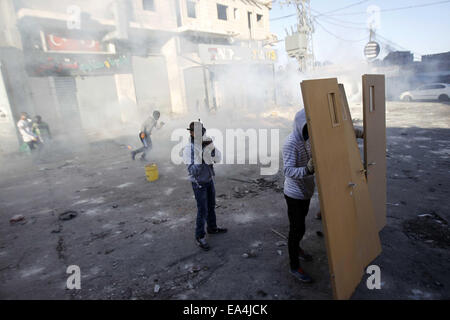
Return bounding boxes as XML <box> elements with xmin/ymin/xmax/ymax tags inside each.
<box><xmin>348</xmin><ymin>182</ymin><xmax>356</xmax><ymax>196</ymax></box>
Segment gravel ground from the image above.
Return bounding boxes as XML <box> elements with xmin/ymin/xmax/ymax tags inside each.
<box><xmin>0</xmin><ymin>100</ymin><xmax>449</xmax><ymax>300</ymax></box>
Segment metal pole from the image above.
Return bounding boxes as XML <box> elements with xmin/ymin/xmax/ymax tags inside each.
<box><xmin>202</xmin><ymin>66</ymin><xmax>211</xmax><ymax>112</ymax></box>
<box><xmin>272</xmin><ymin>63</ymin><xmax>277</xmax><ymax>105</ymax></box>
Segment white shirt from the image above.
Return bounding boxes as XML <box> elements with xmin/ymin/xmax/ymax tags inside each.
<box><xmin>140</xmin><ymin>117</ymin><xmax>157</xmax><ymax>136</ymax></box>
<box><xmin>17</xmin><ymin>119</ymin><xmax>36</xmax><ymax>142</ymax></box>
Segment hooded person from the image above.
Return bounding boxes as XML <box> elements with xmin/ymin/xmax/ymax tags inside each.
<box><xmin>282</xmin><ymin>109</ymin><xmax>365</xmax><ymax>283</ymax></box>
<box><xmin>282</xmin><ymin>108</ymin><xmax>315</xmax><ymax>283</ymax></box>
<box><xmin>182</xmin><ymin>121</ymin><xmax>227</xmax><ymax>251</ymax></box>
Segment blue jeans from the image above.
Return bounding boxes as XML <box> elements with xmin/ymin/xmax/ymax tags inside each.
<box><xmin>134</xmin><ymin>135</ymin><xmax>152</xmax><ymax>160</ymax></box>
<box><xmin>192</xmin><ymin>180</ymin><xmax>217</xmax><ymax>239</ymax></box>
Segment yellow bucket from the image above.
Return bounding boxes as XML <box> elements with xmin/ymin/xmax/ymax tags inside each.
<box><xmin>145</xmin><ymin>163</ymin><xmax>159</xmax><ymax>182</ymax></box>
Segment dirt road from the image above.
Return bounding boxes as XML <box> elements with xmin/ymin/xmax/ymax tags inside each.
<box><xmin>0</xmin><ymin>101</ymin><xmax>449</xmax><ymax>299</ymax></box>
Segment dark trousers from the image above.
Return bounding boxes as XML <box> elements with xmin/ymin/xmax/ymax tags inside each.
<box><xmin>26</xmin><ymin>140</ymin><xmax>39</xmax><ymax>150</ymax></box>
<box><xmin>284</xmin><ymin>194</ymin><xmax>311</xmax><ymax>270</ymax></box>
<box><xmin>134</xmin><ymin>136</ymin><xmax>152</xmax><ymax>160</ymax></box>
<box><xmin>192</xmin><ymin>180</ymin><xmax>217</xmax><ymax>239</ymax></box>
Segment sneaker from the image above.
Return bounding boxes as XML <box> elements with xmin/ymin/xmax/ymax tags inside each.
<box><xmin>290</xmin><ymin>267</ymin><xmax>313</xmax><ymax>283</ymax></box>
<box><xmin>207</xmin><ymin>227</ymin><xmax>227</xmax><ymax>234</ymax></box>
<box><xmin>299</xmin><ymin>247</ymin><xmax>313</xmax><ymax>261</ymax></box>
<box><xmin>196</xmin><ymin>237</ymin><xmax>210</xmax><ymax>251</ymax></box>
<box><xmin>131</xmin><ymin>151</ymin><xmax>136</xmax><ymax>160</ymax></box>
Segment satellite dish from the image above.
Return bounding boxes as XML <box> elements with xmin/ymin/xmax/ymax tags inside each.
<box><xmin>364</xmin><ymin>41</ymin><xmax>380</xmax><ymax>60</ymax></box>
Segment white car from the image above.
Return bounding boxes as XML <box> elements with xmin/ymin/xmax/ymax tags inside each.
<box><xmin>400</xmin><ymin>83</ymin><xmax>450</xmax><ymax>102</ymax></box>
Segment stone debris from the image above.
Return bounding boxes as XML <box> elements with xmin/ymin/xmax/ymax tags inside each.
<box><xmin>189</xmin><ymin>265</ymin><xmax>201</xmax><ymax>273</ymax></box>
<box><xmin>59</xmin><ymin>211</ymin><xmax>78</xmax><ymax>221</ymax></box>
<box><xmin>151</xmin><ymin>218</ymin><xmax>168</xmax><ymax>225</ymax></box>
<box><xmin>10</xmin><ymin>215</ymin><xmax>25</xmax><ymax>224</ymax></box>
<box><xmin>241</xmin><ymin>249</ymin><xmax>258</xmax><ymax>259</ymax></box>
<box><xmin>154</xmin><ymin>284</ymin><xmax>160</xmax><ymax>293</ymax></box>
<box><xmin>257</xmin><ymin>289</ymin><xmax>268</xmax><ymax>297</ymax></box>
<box><xmin>276</xmin><ymin>241</ymin><xmax>287</xmax><ymax>247</ymax></box>
<box><xmin>403</xmin><ymin>212</ymin><xmax>450</xmax><ymax>248</ymax></box>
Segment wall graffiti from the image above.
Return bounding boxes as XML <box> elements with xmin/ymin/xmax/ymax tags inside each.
<box><xmin>79</xmin><ymin>55</ymin><xmax>130</xmax><ymax>73</ymax></box>
<box><xmin>28</xmin><ymin>54</ymin><xmax>131</xmax><ymax>77</ymax></box>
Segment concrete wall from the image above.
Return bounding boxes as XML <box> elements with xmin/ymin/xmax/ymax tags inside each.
<box><xmin>27</xmin><ymin>77</ymin><xmax>61</xmax><ymax>132</ymax></box>
<box><xmin>183</xmin><ymin>66</ymin><xmax>209</xmax><ymax>114</ymax></box>
<box><xmin>15</xmin><ymin>0</ymin><xmax>179</xmax><ymax>31</ymax></box>
<box><xmin>161</xmin><ymin>37</ymin><xmax>188</xmax><ymax>114</ymax></box>
<box><xmin>179</xmin><ymin>0</ymin><xmax>271</xmax><ymax>40</ymax></box>
<box><xmin>0</xmin><ymin>0</ymin><xmax>22</xmax><ymax>49</ymax></box>
<box><xmin>131</xmin><ymin>0</ymin><xmax>178</xmax><ymax>30</ymax></box>
<box><xmin>76</xmin><ymin>75</ymin><xmax>122</xmax><ymax>132</ymax></box>
<box><xmin>132</xmin><ymin>55</ymin><xmax>173</xmax><ymax>116</ymax></box>
<box><xmin>0</xmin><ymin>48</ymin><xmax>35</xmax><ymax>117</ymax></box>
<box><xmin>0</xmin><ymin>61</ymin><xmax>20</xmax><ymax>155</ymax></box>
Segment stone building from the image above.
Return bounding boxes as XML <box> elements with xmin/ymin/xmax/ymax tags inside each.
<box><xmin>0</xmin><ymin>0</ymin><xmax>276</xmax><ymax>153</ymax></box>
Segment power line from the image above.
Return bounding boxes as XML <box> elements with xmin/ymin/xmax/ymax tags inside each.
<box><xmin>375</xmin><ymin>33</ymin><xmax>424</xmax><ymax>57</ymax></box>
<box><xmin>270</xmin><ymin>13</ymin><xmax>296</xmax><ymax>21</ymax></box>
<box><xmin>314</xmin><ymin>19</ymin><xmax>368</xmax><ymax>42</ymax></box>
<box><xmin>315</xmin><ymin>0</ymin><xmax>370</xmax><ymax>17</ymax></box>
<box><xmin>272</xmin><ymin>0</ymin><xmax>450</xmax><ymax>22</ymax></box>
<box><xmin>313</xmin><ymin>13</ymin><xmax>366</xmax><ymax>26</ymax></box>
<box><xmin>271</xmin><ymin>1</ymin><xmax>369</xmax><ymax>22</ymax></box>
<box><xmin>272</xmin><ymin>6</ymin><xmax>367</xmax><ymax>23</ymax></box>
<box><xmin>311</xmin><ymin>9</ymin><xmax>366</xmax><ymax>26</ymax></box>
<box><xmin>325</xmin><ymin>0</ymin><xmax>450</xmax><ymax>16</ymax></box>
<box><xmin>314</xmin><ymin>16</ymin><xmax>368</xmax><ymax>30</ymax></box>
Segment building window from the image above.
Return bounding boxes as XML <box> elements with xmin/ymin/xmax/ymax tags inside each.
<box><xmin>217</xmin><ymin>4</ymin><xmax>228</xmax><ymax>20</ymax></box>
<box><xmin>234</xmin><ymin>8</ymin><xmax>239</xmax><ymax>20</ymax></box>
<box><xmin>257</xmin><ymin>14</ymin><xmax>263</xmax><ymax>27</ymax></box>
<box><xmin>143</xmin><ymin>0</ymin><xmax>155</xmax><ymax>11</ymax></box>
<box><xmin>186</xmin><ymin>0</ymin><xmax>196</xmax><ymax>18</ymax></box>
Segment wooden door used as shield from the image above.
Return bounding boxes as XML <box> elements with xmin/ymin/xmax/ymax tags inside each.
<box><xmin>301</xmin><ymin>78</ymin><xmax>381</xmax><ymax>299</ymax></box>
<box><xmin>362</xmin><ymin>74</ymin><xmax>387</xmax><ymax>231</ymax></box>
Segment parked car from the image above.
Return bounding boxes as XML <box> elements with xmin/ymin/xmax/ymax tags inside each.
<box><xmin>400</xmin><ymin>83</ymin><xmax>450</xmax><ymax>102</ymax></box>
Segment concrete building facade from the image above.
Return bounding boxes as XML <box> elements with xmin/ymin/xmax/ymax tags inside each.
<box><xmin>0</xmin><ymin>0</ymin><xmax>276</xmax><ymax>154</ymax></box>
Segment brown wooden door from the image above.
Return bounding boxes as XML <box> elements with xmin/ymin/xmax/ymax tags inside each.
<box><xmin>302</xmin><ymin>78</ymin><xmax>361</xmax><ymax>299</ymax></box>
<box><xmin>362</xmin><ymin>74</ymin><xmax>387</xmax><ymax>231</ymax></box>
<box><xmin>339</xmin><ymin>83</ymin><xmax>382</xmax><ymax>268</ymax></box>
<box><xmin>301</xmin><ymin>78</ymin><xmax>381</xmax><ymax>299</ymax></box>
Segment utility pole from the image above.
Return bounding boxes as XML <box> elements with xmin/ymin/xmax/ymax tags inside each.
<box><xmin>281</xmin><ymin>0</ymin><xmax>315</xmax><ymax>72</ymax></box>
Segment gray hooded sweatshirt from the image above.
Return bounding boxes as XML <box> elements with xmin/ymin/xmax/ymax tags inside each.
<box><xmin>282</xmin><ymin>109</ymin><xmax>315</xmax><ymax>200</ymax></box>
